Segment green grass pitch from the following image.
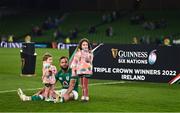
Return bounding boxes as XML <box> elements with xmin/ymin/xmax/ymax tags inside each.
<box><xmin>0</xmin><ymin>48</ymin><xmax>180</xmax><ymax>112</ymax></box>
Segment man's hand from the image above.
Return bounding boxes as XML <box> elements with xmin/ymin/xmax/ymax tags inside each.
<box><xmin>63</xmin><ymin>93</ymin><xmax>70</xmax><ymax>102</ymax></box>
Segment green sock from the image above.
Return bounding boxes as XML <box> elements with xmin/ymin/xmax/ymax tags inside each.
<box><xmin>31</xmin><ymin>95</ymin><xmax>43</xmax><ymax>101</ymax></box>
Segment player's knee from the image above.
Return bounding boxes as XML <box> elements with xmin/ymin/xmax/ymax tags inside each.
<box><xmin>72</xmin><ymin>91</ymin><xmax>78</xmax><ymax>100</ymax></box>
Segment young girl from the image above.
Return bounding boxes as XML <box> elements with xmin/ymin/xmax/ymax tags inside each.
<box><xmin>70</xmin><ymin>38</ymin><xmax>93</xmax><ymax>101</ymax></box>
<box><xmin>42</xmin><ymin>53</ymin><xmax>57</xmax><ymax>101</ymax></box>
<box><xmin>17</xmin><ymin>53</ymin><xmax>57</xmax><ymax>102</ymax></box>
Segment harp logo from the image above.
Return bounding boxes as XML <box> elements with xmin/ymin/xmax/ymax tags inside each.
<box><xmin>111</xmin><ymin>48</ymin><xmax>118</xmax><ymax>58</ymax></box>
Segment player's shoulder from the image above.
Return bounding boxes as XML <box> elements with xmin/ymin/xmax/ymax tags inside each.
<box><xmin>68</xmin><ymin>68</ymin><xmax>72</xmax><ymax>73</ymax></box>
<box><xmin>56</xmin><ymin>70</ymin><xmax>63</xmax><ymax>77</ymax></box>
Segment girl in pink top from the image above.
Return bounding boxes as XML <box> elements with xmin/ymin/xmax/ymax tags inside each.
<box><xmin>70</xmin><ymin>38</ymin><xmax>93</xmax><ymax>101</ymax></box>
<box><xmin>42</xmin><ymin>53</ymin><xmax>57</xmax><ymax>101</ymax></box>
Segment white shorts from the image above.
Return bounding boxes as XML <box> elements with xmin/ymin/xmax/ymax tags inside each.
<box><xmin>55</xmin><ymin>89</ymin><xmax>78</xmax><ymax>100</ymax></box>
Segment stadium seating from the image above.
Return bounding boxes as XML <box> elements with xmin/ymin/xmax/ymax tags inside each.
<box><xmin>1</xmin><ymin>10</ymin><xmax>180</xmax><ymax>44</ymax></box>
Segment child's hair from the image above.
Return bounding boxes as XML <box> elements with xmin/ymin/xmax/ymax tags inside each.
<box><xmin>78</xmin><ymin>38</ymin><xmax>92</xmax><ymax>50</ymax></box>
<box><xmin>43</xmin><ymin>52</ymin><xmax>52</xmax><ymax>61</ymax></box>
<box><xmin>59</xmin><ymin>56</ymin><xmax>69</xmax><ymax>62</ymax></box>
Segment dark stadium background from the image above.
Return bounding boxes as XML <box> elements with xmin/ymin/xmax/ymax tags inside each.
<box><xmin>0</xmin><ymin>0</ymin><xmax>180</xmax><ymax>10</ymax></box>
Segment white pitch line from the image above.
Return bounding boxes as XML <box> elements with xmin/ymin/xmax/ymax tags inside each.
<box><xmin>0</xmin><ymin>81</ymin><xmax>125</xmax><ymax>94</ymax></box>
<box><xmin>88</xmin><ymin>81</ymin><xmax>125</xmax><ymax>86</ymax></box>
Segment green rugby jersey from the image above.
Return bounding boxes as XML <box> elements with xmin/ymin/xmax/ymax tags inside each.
<box><xmin>55</xmin><ymin>69</ymin><xmax>78</xmax><ymax>92</ymax></box>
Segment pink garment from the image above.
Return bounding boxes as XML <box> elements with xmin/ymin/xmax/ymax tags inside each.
<box><xmin>70</xmin><ymin>50</ymin><xmax>93</xmax><ymax>77</ymax></box>
<box><xmin>42</xmin><ymin>65</ymin><xmax>57</xmax><ymax>85</ymax></box>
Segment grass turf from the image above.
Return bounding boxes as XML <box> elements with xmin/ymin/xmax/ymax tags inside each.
<box><xmin>0</xmin><ymin>48</ymin><xmax>180</xmax><ymax>112</ymax></box>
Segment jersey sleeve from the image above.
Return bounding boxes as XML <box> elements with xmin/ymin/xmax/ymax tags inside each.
<box><xmin>70</xmin><ymin>51</ymin><xmax>80</xmax><ymax>69</ymax></box>
<box><xmin>70</xmin><ymin>51</ymin><xmax>81</xmax><ymax>77</ymax></box>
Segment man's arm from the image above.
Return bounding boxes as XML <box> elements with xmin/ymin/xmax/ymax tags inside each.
<box><xmin>63</xmin><ymin>79</ymin><xmax>76</xmax><ymax>102</ymax></box>
<box><xmin>65</xmin><ymin>79</ymin><xmax>76</xmax><ymax>95</ymax></box>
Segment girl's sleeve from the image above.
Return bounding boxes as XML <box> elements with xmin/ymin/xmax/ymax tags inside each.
<box><xmin>70</xmin><ymin>52</ymin><xmax>79</xmax><ymax>69</ymax></box>
<box><xmin>42</xmin><ymin>64</ymin><xmax>50</xmax><ymax>83</ymax></box>
<box><xmin>42</xmin><ymin>68</ymin><xmax>47</xmax><ymax>83</ymax></box>
<box><xmin>70</xmin><ymin>51</ymin><xmax>80</xmax><ymax>77</ymax></box>
<box><xmin>42</xmin><ymin>68</ymin><xmax>46</xmax><ymax>79</ymax></box>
